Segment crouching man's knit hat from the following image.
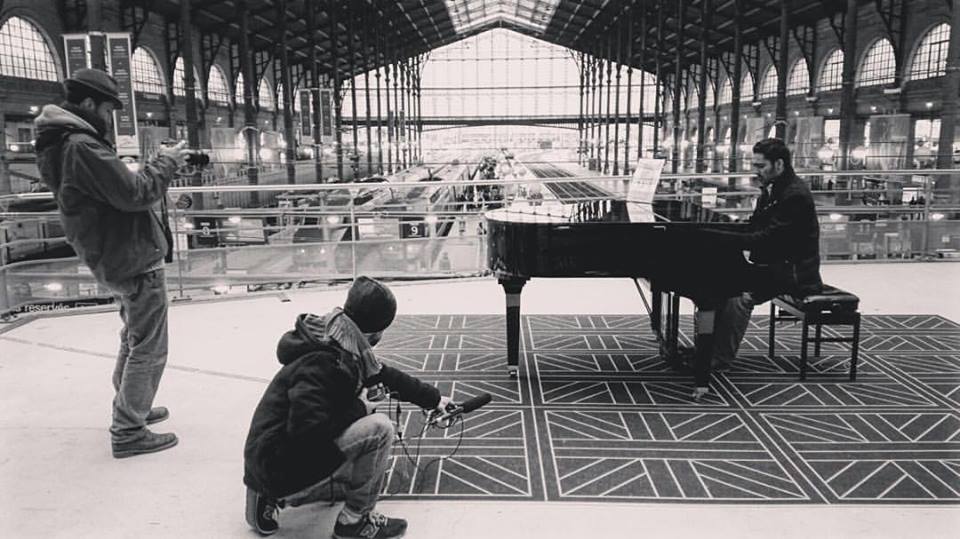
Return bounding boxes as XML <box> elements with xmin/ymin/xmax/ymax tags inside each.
<box><xmin>343</xmin><ymin>276</ymin><xmax>397</xmax><ymax>333</ymax></box>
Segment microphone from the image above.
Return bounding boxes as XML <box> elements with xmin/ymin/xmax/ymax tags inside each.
<box><xmin>428</xmin><ymin>393</ymin><xmax>492</xmax><ymax>426</ymax></box>
<box><xmin>456</xmin><ymin>393</ymin><xmax>492</xmax><ymax>415</ymax></box>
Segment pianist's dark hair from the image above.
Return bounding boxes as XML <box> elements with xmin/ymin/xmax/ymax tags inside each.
<box><xmin>753</xmin><ymin>138</ymin><xmax>794</xmax><ymax>175</ymax></box>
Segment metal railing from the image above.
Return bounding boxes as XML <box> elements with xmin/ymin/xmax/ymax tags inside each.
<box><xmin>2</xmin><ymin>167</ymin><xmax>958</xmax><ymax>317</ymax></box>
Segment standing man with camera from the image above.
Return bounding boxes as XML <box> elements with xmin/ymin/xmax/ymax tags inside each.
<box><xmin>34</xmin><ymin>68</ymin><xmax>189</xmax><ymax>458</ymax></box>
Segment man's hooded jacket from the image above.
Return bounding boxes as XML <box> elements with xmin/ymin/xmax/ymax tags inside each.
<box><xmin>243</xmin><ymin>313</ymin><xmax>441</xmax><ymax>499</ymax></box>
<box><xmin>34</xmin><ymin>104</ymin><xmax>177</xmax><ymax>290</ymax></box>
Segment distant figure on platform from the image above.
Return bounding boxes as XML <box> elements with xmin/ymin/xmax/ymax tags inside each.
<box><xmin>244</xmin><ymin>276</ymin><xmax>451</xmax><ymax>538</ymax></box>
<box><xmin>34</xmin><ymin>68</ymin><xmax>188</xmax><ymax>458</ymax></box>
<box><xmin>914</xmin><ymin>137</ymin><xmax>936</xmax><ymax>169</ymax></box>
<box><xmin>693</xmin><ymin>138</ymin><xmax>823</xmax><ymax>400</ymax></box>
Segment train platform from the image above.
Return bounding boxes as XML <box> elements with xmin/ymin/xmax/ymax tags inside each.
<box><xmin>1</xmin><ymin>262</ymin><xmax>958</xmax><ymax>538</ymax></box>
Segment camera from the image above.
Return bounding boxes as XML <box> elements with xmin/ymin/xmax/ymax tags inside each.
<box><xmin>184</xmin><ymin>150</ymin><xmax>210</xmax><ymax>167</ymax></box>
<box><xmin>161</xmin><ymin>139</ymin><xmax>211</xmax><ymax>167</ymax></box>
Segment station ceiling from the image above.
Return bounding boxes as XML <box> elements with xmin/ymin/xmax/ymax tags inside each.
<box><xmin>139</xmin><ymin>1</ymin><xmax>851</xmax><ymax>78</ymax></box>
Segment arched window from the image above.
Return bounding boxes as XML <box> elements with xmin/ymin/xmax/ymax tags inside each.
<box><xmin>759</xmin><ymin>65</ymin><xmax>778</xmax><ymax>99</ymax></box>
<box><xmin>718</xmin><ymin>78</ymin><xmax>732</xmax><ymax>105</ymax></box>
<box><xmin>206</xmin><ymin>65</ymin><xmax>230</xmax><ymax>106</ymax></box>
<box><xmin>704</xmin><ymin>81</ymin><xmax>715</xmax><ymax>108</ymax></box>
<box><xmin>173</xmin><ymin>57</ymin><xmax>203</xmax><ymax>102</ymax></box>
<box><xmin>0</xmin><ymin>16</ymin><xmax>60</xmax><ymax>81</ymax></box>
<box><xmin>740</xmin><ymin>73</ymin><xmax>755</xmax><ymax>102</ymax></box>
<box><xmin>786</xmin><ymin>58</ymin><xmax>810</xmax><ymax>96</ymax></box>
<box><xmin>131</xmin><ymin>47</ymin><xmax>165</xmax><ymax>95</ymax></box>
<box><xmin>909</xmin><ymin>23</ymin><xmax>950</xmax><ymax>81</ymax></box>
<box><xmin>258</xmin><ymin>77</ymin><xmax>274</xmax><ymax>110</ymax></box>
<box><xmin>235</xmin><ymin>73</ymin><xmax>245</xmax><ymax>104</ymax></box>
<box><xmin>277</xmin><ymin>83</ymin><xmax>284</xmax><ymax>110</ymax></box>
<box><xmin>818</xmin><ymin>49</ymin><xmax>844</xmax><ymax>91</ymax></box>
<box><xmin>856</xmin><ymin>38</ymin><xmax>896</xmax><ymax>87</ymax></box>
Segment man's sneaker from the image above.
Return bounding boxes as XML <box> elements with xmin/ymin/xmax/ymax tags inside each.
<box><xmin>112</xmin><ymin>431</ymin><xmax>178</xmax><ymax>459</ymax></box>
<box><xmin>333</xmin><ymin>511</ymin><xmax>407</xmax><ymax>539</ymax></box>
<box><xmin>146</xmin><ymin>406</ymin><xmax>169</xmax><ymax>425</ymax></box>
<box><xmin>245</xmin><ymin>487</ymin><xmax>280</xmax><ymax>536</ymax></box>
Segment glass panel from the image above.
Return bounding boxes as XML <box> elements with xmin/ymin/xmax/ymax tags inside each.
<box><xmin>759</xmin><ymin>65</ymin><xmax>778</xmax><ymax>99</ymax></box>
<box><xmin>258</xmin><ymin>77</ymin><xmax>274</xmax><ymax>110</ymax></box>
<box><xmin>0</xmin><ymin>16</ymin><xmax>59</xmax><ymax>81</ymax></box>
<box><xmin>741</xmin><ymin>72</ymin><xmax>755</xmax><ymax>101</ymax></box>
<box><xmin>132</xmin><ymin>47</ymin><xmax>165</xmax><ymax>95</ymax></box>
<box><xmin>718</xmin><ymin>78</ymin><xmax>732</xmax><ymax>104</ymax></box>
<box><xmin>786</xmin><ymin>59</ymin><xmax>810</xmax><ymax>96</ymax></box>
<box><xmin>207</xmin><ymin>65</ymin><xmax>230</xmax><ymax>106</ymax></box>
<box><xmin>443</xmin><ymin>0</ymin><xmax>562</xmax><ymax>34</ymax></box>
<box><xmin>909</xmin><ymin>23</ymin><xmax>950</xmax><ymax>81</ymax></box>
<box><xmin>818</xmin><ymin>49</ymin><xmax>844</xmax><ymax>92</ymax></box>
<box><xmin>856</xmin><ymin>38</ymin><xmax>896</xmax><ymax>87</ymax></box>
<box><xmin>419</xmin><ymin>28</ymin><xmax>585</xmax><ymax>119</ymax></box>
<box><xmin>173</xmin><ymin>57</ymin><xmax>203</xmax><ymax>103</ymax></box>
<box><xmin>235</xmin><ymin>73</ymin><xmax>245</xmax><ymax>104</ymax></box>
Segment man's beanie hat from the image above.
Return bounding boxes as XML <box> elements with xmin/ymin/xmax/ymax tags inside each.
<box><xmin>343</xmin><ymin>276</ymin><xmax>397</xmax><ymax>333</ymax></box>
<box><xmin>64</xmin><ymin>68</ymin><xmax>124</xmax><ymax>109</ymax></box>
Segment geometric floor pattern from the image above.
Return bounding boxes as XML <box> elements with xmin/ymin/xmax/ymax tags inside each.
<box><xmin>374</xmin><ymin>314</ymin><xmax>960</xmax><ymax>504</ymax></box>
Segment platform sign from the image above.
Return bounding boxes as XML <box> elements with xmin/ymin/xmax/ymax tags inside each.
<box><xmin>400</xmin><ymin>221</ymin><xmax>425</xmax><ymax>239</ymax></box>
<box><xmin>61</xmin><ymin>32</ymin><xmax>139</xmax><ymax>159</ymax></box>
<box><xmin>63</xmin><ymin>35</ymin><xmax>90</xmax><ymax>77</ymax></box>
<box><xmin>106</xmin><ymin>34</ymin><xmax>139</xmax><ymax>157</ymax></box>
<box><xmin>298</xmin><ymin>89</ymin><xmax>312</xmax><ymax>138</ymax></box>
<box><xmin>357</xmin><ymin>217</ymin><xmax>399</xmax><ymax>240</ymax></box>
<box><xmin>319</xmin><ymin>88</ymin><xmax>334</xmax><ymax>138</ymax></box>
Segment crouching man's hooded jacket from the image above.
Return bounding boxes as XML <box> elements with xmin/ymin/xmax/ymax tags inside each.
<box><xmin>243</xmin><ymin>312</ymin><xmax>440</xmax><ymax>499</ymax></box>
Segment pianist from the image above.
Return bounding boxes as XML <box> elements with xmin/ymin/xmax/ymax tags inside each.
<box><xmin>693</xmin><ymin>138</ymin><xmax>823</xmax><ymax>399</ymax></box>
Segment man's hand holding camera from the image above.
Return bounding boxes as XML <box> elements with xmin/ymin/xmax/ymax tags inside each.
<box><xmin>160</xmin><ymin>140</ymin><xmax>211</xmax><ymax>167</ymax></box>
<box><xmin>159</xmin><ymin>140</ymin><xmax>190</xmax><ymax>166</ymax></box>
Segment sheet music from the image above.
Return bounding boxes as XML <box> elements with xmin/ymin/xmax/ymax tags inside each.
<box><xmin>626</xmin><ymin>158</ymin><xmax>665</xmax><ymax>222</ymax></box>
<box><xmin>628</xmin><ymin>158</ymin><xmax>665</xmax><ymax>205</ymax></box>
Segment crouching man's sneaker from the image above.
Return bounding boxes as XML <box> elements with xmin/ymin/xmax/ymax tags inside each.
<box><xmin>333</xmin><ymin>511</ymin><xmax>407</xmax><ymax>539</ymax></box>
<box><xmin>245</xmin><ymin>487</ymin><xmax>280</xmax><ymax>536</ymax></box>
<box><xmin>112</xmin><ymin>431</ymin><xmax>178</xmax><ymax>459</ymax></box>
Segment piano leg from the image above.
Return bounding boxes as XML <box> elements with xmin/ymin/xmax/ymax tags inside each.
<box><xmin>656</xmin><ymin>290</ymin><xmax>681</xmax><ymax>361</ymax></box>
<box><xmin>499</xmin><ymin>278</ymin><xmax>527</xmax><ymax>378</ymax></box>
<box><xmin>692</xmin><ymin>308</ymin><xmax>717</xmax><ymax>391</ymax></box>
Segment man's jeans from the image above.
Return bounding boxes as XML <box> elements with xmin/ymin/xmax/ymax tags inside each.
<box><xmin>110</xmin><ymin>269</ymin><xmax>169</xmax><ymax>443</ymax></box>
<box><xmin>711</xmin><ymin>292</ymin><xmax>757</xmax><ymax>367</ymax></box>
<box><xmin>283</xmin><ymin>413</ymin><xmax>395</xmax><ymax>515</ymax></box>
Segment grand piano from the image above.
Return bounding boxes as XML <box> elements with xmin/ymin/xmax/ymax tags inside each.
<box><xmin>485</xmin><ymin>164</ymin><xmax>752</xmax><ymax>389</ymax></box>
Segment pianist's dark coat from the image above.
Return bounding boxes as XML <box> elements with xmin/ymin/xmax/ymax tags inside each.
<box><xmin>713</xmin><ymin>170</ymin><xmax>823</xmax><ymax>300</ymax></box>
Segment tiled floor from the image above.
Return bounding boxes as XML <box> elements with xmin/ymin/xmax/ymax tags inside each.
<box><xmin>365</xmin><ymin>313</ymin><xmax>960</xmax><ymax>505</ymax></box>
<box><xmin>1</xmin><ymin>262</ymin><xmax>959</xmax><ymax>538</ymax></box>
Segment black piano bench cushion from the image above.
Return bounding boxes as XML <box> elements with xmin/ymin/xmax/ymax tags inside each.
<box><xmin>799</xmin><ymin>285</ymin><xmax>860</xmax><ymax>313</ymax></box>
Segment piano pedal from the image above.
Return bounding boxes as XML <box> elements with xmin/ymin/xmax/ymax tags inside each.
<box><xmin>507</xmin><ymin>367</ymin><xmax>518</xmax><ymax>379</ymax></box>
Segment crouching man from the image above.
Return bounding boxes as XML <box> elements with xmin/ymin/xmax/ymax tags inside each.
<box><xmin>244</xmin><ymin>276</ymin><xmax>450</xmax><ymax>538</ymax></box>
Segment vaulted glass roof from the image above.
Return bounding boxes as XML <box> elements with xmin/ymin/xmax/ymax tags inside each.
<box><xmin>444</xmin><ymin>0</ymin><xmax>562</xmax><ymax>34</ymax></box>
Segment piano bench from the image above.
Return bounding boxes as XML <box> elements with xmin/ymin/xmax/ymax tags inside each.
<box><xmin>768</xmin><ymin>285</ymin><xmax>862</xmax><ymax>381</ymax></box>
